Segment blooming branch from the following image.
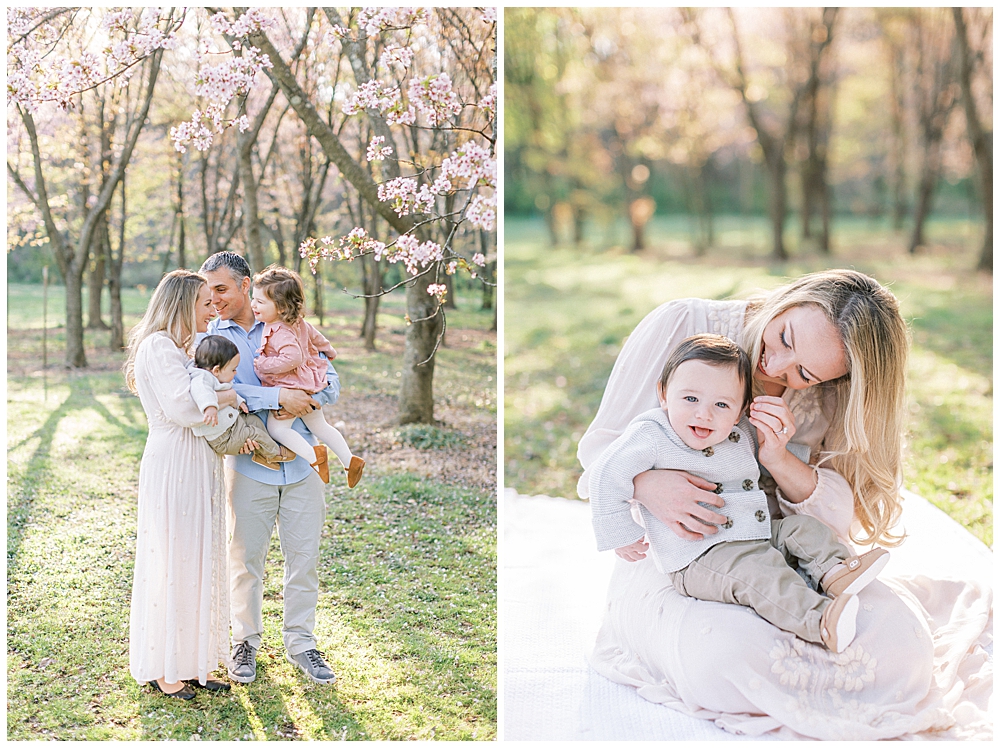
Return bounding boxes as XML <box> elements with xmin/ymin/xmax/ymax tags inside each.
<box><xmin>7</xmin><ymin>8</ymin><xmax>180</xmax><ymax>112</ymax></box>
<box><xmin>168</xmin><ymin>9</ymin><xmax>277</xmax><ymax>152</ymax></box>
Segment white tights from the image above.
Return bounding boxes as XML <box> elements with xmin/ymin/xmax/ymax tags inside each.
<box><xmin>266</xmin><ymin>409</ymin><xmax>353</xmax><ymax>468</ymax></box>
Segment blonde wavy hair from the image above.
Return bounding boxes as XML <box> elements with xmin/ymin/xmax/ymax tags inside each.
<box><xmin>123</xmin><ymin>269</ymin><xmax>206</xmax><ymax>394</ymax></box>
<box><xmin>741</xmin><ymin>269</ymin><xmax>910</xmax><ymax>547</ymax></box>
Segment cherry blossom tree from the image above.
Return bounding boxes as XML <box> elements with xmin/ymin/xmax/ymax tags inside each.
<box><xmin>8</xmin><ymin>7</ymin><xmax>181</xmax><ymax>367</ymax></box>
<box><xmin>247</xmin><ymin>7</ymin><xmax>496</xmax><ymax>424</ymax></box>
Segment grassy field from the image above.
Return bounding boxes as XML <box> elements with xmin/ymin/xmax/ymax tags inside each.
<box><xmin>504</xmin><ymin>215</ymin><xmax>992</xmax><ymax>547</ymax></box>
<box><xmin>7</xmin><ymin>281</ymin><xmax>497</xmax><ymax>740</ymax></box>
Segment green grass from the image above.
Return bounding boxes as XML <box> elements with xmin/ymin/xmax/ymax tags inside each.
<box><xmin>504</xmin><ymin>216</ymin><xmax>992</xmax><ymax>547</ymax></box>
<box><xmin>7</xmin><ymin>283</ymin><xmax>496</xmax><ymax>740</ymax></box>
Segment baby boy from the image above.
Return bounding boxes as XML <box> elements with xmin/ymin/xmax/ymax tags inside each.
<box><xmin>589</xmin><ymin>333</ymin><xmax>889</xmax><ymax>652</ymax></box>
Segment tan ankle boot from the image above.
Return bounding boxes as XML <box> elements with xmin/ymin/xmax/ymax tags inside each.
<box><xmin>346</xmin><ymin>456</ymin><xmax>365</xmax><ymax>488</ymax></box>
<box><xmin>311</xmin><ymin>445</ymin><xmax>330</xmax><ymax>484</ymax></box>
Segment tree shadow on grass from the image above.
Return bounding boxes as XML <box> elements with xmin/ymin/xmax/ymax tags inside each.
<box><xmin>133</xmin><ymin>673</ymin><xmax>365</xmax><ymax>741</ymax></box>
<box><xmin>7</xmin><ymin>373</ymin><xmax>146</xmax><ymax>566</ymax></box>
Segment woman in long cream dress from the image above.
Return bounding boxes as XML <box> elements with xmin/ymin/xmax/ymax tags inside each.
<box><xmin>578</xmin><ymin>269</ymin><xmax>992</xmax><ymax>739</ymax></box>
<box><xmin>123</xmin><ymin>269</ymin><xmax>236</xmax><ymax>698</ymax></box>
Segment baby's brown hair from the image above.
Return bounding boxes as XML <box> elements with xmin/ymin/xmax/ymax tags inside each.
<box><xmin>253</xmin><ymin>265</ymin><xmax>305</xmax><ymax>325</ymax></box>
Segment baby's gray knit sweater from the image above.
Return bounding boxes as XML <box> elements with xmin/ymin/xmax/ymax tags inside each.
<box><xmin>589</xmin><ymin>408</ymin><xmax>771</xmax><ymax>573</ymax></box>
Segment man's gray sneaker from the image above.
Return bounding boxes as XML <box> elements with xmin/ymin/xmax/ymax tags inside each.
<box><xmin>286</xmin><ymin>648</ymin><xmax>336</xmax><ymax>684</ymax></box>
<box><xmin>229</xmin><ymin>642</ymin><xmax>257</xmax><ymax>684</ymax></box>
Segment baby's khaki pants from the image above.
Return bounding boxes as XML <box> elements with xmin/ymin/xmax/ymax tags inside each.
<box><xmin>208</xmin><ymin>412</ymin><xmax>284</xmax><ymax>461</ymax></box>
<box><xmin>667</xmin><ymin>514</ymin><xmax>850</xmax><ymax>644</ymax></box>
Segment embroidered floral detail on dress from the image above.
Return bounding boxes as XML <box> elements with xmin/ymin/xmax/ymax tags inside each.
<box><xmin>831</xmin><ymin>645</ymin><xmax>877</xmax><ymax>693</ymax></box>
<box><xmin>787</xmin><ymin>387</ymin><xmax>823</xmax><ymax>428</ymax></box>
<box><xmin>769</xmin><ymin>638</ymin><xmax>813</xmax><ymax>690</ymax></box>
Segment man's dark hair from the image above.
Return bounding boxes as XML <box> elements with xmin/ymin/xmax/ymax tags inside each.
<box><xmin>195</xmin><ymin>335</ymin><xmax>239</xmax><ymax>371</ymax></box>
<box><xmin>658</xmin><ymin>333</ymin><xmax>753</xmax><ymax>410</ymax></box>
<box><xmin>200</xmin><ymin>251</ymin><xmax>251</xmax><ymax>282</ymax></box>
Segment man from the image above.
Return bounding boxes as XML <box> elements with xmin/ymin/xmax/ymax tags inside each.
<box><xmin>200</xmin><ymin>251</ymin><xmax>338</xmax><ymax>685</ymax></box>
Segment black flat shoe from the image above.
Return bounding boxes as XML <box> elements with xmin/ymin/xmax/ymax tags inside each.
<box><xmin>184</xmin><ymin>676</ymin><xmax>231</xmax><ymax>692</ymax></box>
<box><xmin>148</xmin><ymin>680</ymin><xmax>196</xmax><ymax>700</ymax></box>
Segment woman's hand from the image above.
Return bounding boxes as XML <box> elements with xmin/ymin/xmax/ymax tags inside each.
<box><xmin>615</xmin><ymin>537</ymin><xmax>649</xmax><ymax>562</ymax></box>
<box><xmin>748</xmin><ymin>395</ymin><xmax>795</xmax><ymax>469</ymax></box>
<box><xmin>748</xmin><ymin>395</ymin><xmax>818</xmax><ymax>503</ymax></box>
<box><xmin>633</xmin><ymin>469</ymin><xmax>727</xmax><ymax>541</ymax></box>
<box><xmin>239</xmin><ymin>438</ymin><xmax>260</xmax><ymax>454</ymax></box>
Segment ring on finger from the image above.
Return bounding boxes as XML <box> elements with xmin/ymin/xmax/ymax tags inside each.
<box><xmin>778</xmin><ymin>426</ymin><xmax>788</xmax><ymax>434</ymax></box>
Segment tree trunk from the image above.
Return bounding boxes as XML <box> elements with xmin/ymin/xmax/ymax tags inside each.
<box><xmin>65</xmin><ymin>270</ymin><xmax>87</xmax><ymax>367</ymax></box>
<box><xmin>238</xmin><ymin>132</ymin><xmax>265</xmax><ymax>271</ymax></box>
<box><xmin>909</xmin><ymin>163</ymin><xmax>937</xmax><ymax>253</ymax></box>
<box><xmin>360</xmin><ymin>252</ymin><xmax>381</xmax><ymax>351</ymax></box>
<box><xmin>952</xmin><ymin>8</ymin><xmax>993</xmax><ymax>273</ymax></box>
<box><xmin>801</xmin><ymin>167</ymin><xmax>814</xmax><ymax>240</ymax></box>
<box><xmin>312</xmin><ymin>262</ymin><xmax>324</xmax><ymax>327</ymax></box>
<box><xmin>544</xmin><ymin>204</ymin><xmax>558</xmax><ymax>246</ymax></box>
<box><xmin>768</xmin><ymin>155</ymin><xmax>788</xmax><ymax>260</ymax></box>
<box><xmin>572</xmin><ymin>205</ymin><xmax>586</xmax><ymax>246</ymax></box>
<box><xmin>86</xmin><ymin>221</ymin><xmax>109</xmax><ymax>329</ymax></box>
<box><xmin>481</xmin><ymin>229</ymin><xmax>495</xmax><ymax>311</ymax></box>
<box><xmin>108</xmin><ymin>177</ymin><xmax>125</xmax><ymax>351</ymax></box>
<box><xmin>888</xmin><ymin>41</ymin><xmax>909</xmax><ymax>230</ymax></box>
<box><xmin>699</xmin><ymin>163</ymin><xmax>715</xmax><ymax>251</ymax></box>
<box><xmin>175</xmin><ymin>152</ymin><xmax>186</xmax><ymax>268</ymax></box>
<box><xmin>819</xmin><ymin>176</ymin><xmax>832</xmax><ymax>254</ymax></box>
<box><xmin>399</xmin><ymin>265</ymin><xmax>442</xmax><ymax>424</ymax></box>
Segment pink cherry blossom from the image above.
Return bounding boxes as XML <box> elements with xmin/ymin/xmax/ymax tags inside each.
<box><xmin>478</xmin><ymin>82</ymin><xmax>497</xmax><ymax>119</ymax></box>
<box><xmin>426</xmin><ymin>283</ymin><xmax>447</xmax><ymax>302</ymax></box>
<box><xmin>366</xmin><ymin>135</ymin><xmax>394</xmax><ymax>162</ymax></box>
<box><xmin>440</xmin><ymin>141</ymin><xmax>497</xmax><ymax>190</ymax></box>
<box><xmin>379</xmin><ymin>45</ymin><xmax>415</xmax><ymax>70</ymax></box>
<box><xmin>409</xmin><ymin>73</ymin><xmax>463</xmax><ymax>127</ymax></box>
<box><xmin>377</xmin><ymin>177</ymin><xmax>436</xmax><ymax>217</ymax></box>
<box><xmin>467</xmin><ymin>193</ymin><xmax>496</xmax><ymax>231</ymax></box>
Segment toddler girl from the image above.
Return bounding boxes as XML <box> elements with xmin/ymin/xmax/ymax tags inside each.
<box><xmin>251</xmin><ymin>265</ymin><xmax>365</xmax><ymax>487</ymax></box>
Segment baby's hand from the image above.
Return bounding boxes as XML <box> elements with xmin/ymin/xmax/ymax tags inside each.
<box><xmin>239</xmin><ymin>401</ymin><xmax>249</xmax><ymax>413</ymax></box>
<box><xmin>203</xmin><ymin>406</ymin><xmax>219</xmax><ymax>427</ymax></box>
<box><xmin>615</xmin><ymin>537</ymin><xmax>649</xmax><ymax>562</ymax></box>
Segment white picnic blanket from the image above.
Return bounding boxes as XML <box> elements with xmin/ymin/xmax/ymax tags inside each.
<box><xmin>502</xmin><ymin>488</ymin><xmax>993</xmax><ymax>741</ymax></box>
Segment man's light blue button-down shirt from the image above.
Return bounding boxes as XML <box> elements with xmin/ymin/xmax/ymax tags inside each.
<box><xmin>204</xmin><ymin>316</ymin><xmax>340</xmax><ymax>486</ymax></box>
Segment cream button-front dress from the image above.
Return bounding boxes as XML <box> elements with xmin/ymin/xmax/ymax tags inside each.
<box><xmin>129</xmin><ymin>332</ymin><xmax>228</xmax><ymax>686</ymax></box>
